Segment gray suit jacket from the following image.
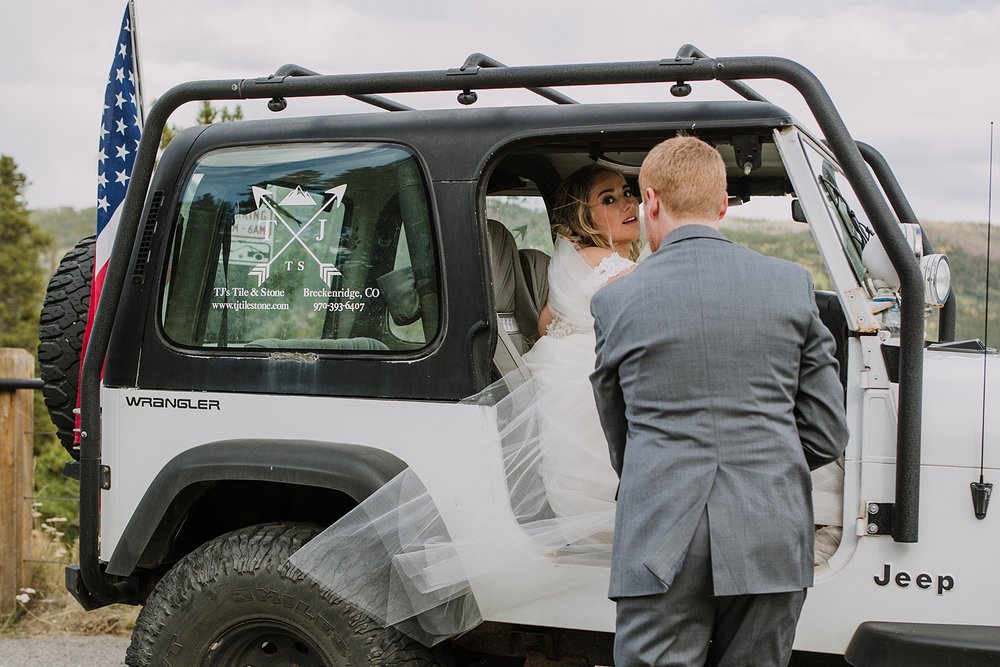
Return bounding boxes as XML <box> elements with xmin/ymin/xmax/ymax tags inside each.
<box><xmin>590</xmin><ymin>224</ymin><xmax>848</xmax><ymax>599</ymax></box>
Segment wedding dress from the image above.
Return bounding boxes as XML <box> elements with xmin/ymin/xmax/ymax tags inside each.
<box><xmin>288</xmin><ymin>237</ymin><xmax>635</xmax><ymax>645</ymax></box>
<box><xmin>523</xmin><ymin>237</ymin><xmax>635</xmax><ymax>517</ymax></box>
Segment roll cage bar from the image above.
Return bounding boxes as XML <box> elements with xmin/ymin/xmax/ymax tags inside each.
<box><xmin>78</xmin><ymin>45</ymin><xmax>932</xmax><ymax>605</ymax></box>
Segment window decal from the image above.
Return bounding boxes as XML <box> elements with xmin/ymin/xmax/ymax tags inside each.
<box><xmin>241</xmin><ymin>184</ymin><xmax>348</xmax><ymax>287</ymax></box>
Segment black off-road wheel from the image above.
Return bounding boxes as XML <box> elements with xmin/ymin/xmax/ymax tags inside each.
<box><xmin>125</xmin><ymin>523</ymin><xmax>452</xmax><ymax>667</ymax></box>
<box><xmin>38</xmin><ymin>235</ymin><xmax>95</xmax><ymax>459</ymax></box>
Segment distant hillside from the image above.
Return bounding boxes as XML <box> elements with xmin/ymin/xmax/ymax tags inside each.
<box><xmin>922</xmin><ymin>222</ymin><xmax>999</xmax><ymax>346</ymax></box>
<box><xmin>724</xmin><ymin>217</ymin><xmax>832</xmax><ymax>291</ymax></box>
<box><xmin>29</xmin><ymin>204</ymin><xmax>1000</xmax><ymax>347</ymax></box>
<box><xmin>726</xmin><ymin>216</ymin><xmax>999</xmax><ymax>347</ymax></box>
<box><xmin>31</xmin><ymin>206</ymin><xmax>95</xmax><ymax>275</ymax></box>
<box><xmin>922</xmin><ymin>221</ymin><xmax>993</xmax><ymax>258</ymax></box>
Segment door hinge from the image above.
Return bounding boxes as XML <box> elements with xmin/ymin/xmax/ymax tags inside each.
<box><xmin>862</xmin><ymin>502</ymin><xmax>893</xmax><ymax>536</ymax></box>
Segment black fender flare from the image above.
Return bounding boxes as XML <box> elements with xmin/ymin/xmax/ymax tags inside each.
<box><xmin>105</xmin><ymin>439</ymin><xmax>406</xmax><ymax>576</ymax></box>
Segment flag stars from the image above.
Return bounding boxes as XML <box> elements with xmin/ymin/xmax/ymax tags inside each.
<box><xmin>98</xmin><ymin>9</ymin><xmax>141</xmax><ymax>230</ymax></box>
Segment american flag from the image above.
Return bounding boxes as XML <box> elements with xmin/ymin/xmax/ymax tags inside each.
<box><xmin>77</xmin><ymin>3</ymin><xmax>143</xmax><ymax>443</ymax></box>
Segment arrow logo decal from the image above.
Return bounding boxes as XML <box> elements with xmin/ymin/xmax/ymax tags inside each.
<box><xmin>245</xmin><ymin>184</ymin><xmax>347</xmax><ymax>287</ymax></box>
<box><xmin>320</xmin><ymin>263</ymin><xmax>342</xmax><ymax>283</ymax></box>
<box><xmin>249</xmin><ymin>263</ymin><xmax>269</xmax><ymax>287</ymax></box>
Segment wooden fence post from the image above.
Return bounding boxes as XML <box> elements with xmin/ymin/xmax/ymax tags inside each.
<box><xmin>0</xmin><ymin>348</ymin><xmax>34</xmax><ymax>616</ymax></box>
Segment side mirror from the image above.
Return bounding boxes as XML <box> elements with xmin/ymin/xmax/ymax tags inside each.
<box><xmin>791</xmin><ymin>199</ymin><xmax>807</xmax><ymax>223</ymax></box>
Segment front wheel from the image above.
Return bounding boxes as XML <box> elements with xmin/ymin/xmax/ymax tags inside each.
<box><xmin>125</xmin><ymin>522</ymin><xmax>450</xmax><ymax>666</ymax></box>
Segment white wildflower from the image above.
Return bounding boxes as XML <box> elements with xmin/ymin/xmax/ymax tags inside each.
<box><xmin>15</xmin><ymin>593</ymin><xmax>30</xmax><ymax>604</ymax></box>
<box><xmin>20</xmin><ymin>587</ymin><xmax>36</xmax><ymax>595</ymax></box>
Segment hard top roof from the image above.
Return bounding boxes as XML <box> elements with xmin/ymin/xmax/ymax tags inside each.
<box><xmin>175</xmin><ymin>99</ymin><xmax>795</xmax><ymax>189</ymax></box>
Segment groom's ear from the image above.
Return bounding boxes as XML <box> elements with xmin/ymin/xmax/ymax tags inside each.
<box><xmin>644</xmin><ymin>187</ymin><xmax>660</xmax><ymax>217</ymax></box>
<box><xmin>718</xmin><ymin>192</ymin><xmax>729</xmax><ymax>220</ymax></box>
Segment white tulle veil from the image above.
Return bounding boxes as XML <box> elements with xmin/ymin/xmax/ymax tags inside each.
<box><xmin>287</xmin><ymin>369</ymin><xmax>617</xmax><ymax>646</ymax></box>
<box><xmin>288</xmin><ymin>239</ymin><xmax>629</xmax><ymax>646</ymax></box>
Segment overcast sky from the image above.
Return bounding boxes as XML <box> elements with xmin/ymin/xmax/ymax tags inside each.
<box><xmin>4</xmin><ymin>0</ymin><xmax>998</xmax><ymax>222</ymax></box>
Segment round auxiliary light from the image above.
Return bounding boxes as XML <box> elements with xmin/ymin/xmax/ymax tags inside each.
<box><xmin>921</xmin><ymin>253</ymin><xmax>951</xmax><ymax>307</ymax></box>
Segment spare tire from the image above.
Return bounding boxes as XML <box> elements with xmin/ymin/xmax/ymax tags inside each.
<box><xmin>38</xmin><ymin>235</ymin><xmax>94</xmax><ymax>459</ymax></box>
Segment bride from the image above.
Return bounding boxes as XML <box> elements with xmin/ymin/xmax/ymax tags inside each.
<box><xmin>525</xmin><ymin>164</ymin><xmax>642</xmax><ymax>517</ymax></box>
<box><xmin>288</xmin><ymin>165</ymin><xmax>643</xmax><ymax>645</ymax></box>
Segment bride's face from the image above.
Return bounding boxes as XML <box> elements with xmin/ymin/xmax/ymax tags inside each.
<box><xmin>586</xmin><ymin>172</ymin><xmax>641</xmax><ymax>247</ymax></box>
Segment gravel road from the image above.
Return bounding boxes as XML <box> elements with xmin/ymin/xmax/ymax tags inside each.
<box><xmin>0</xmin><ymin>636</ymin><xmax>128</xmax><ymax>667</ymax></box>
<box><xmin>0</xmin><ymin>636</ymin><xmax>848</xmax><ymax>666</ymax></box>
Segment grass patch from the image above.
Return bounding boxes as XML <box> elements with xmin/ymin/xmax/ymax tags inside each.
<box><xmin>1</xmin><ymin>516</ymin><xmax>138</xmax><ymax>638</ymax></box>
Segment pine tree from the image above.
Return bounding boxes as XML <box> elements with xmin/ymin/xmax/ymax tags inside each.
<box><xmin>0</xmin><ymin>155</ymin><xmax>51</xmax><ymax>352</ymax></box>
<box><xmin>158</xmin><ymin>101</ymin><xmax>244</xmax><ymax>153</ymax></box>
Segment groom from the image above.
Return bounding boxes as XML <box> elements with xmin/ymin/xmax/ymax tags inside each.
<box><xmin>590</xmin><ymin>136</ymin><xmax>848</xmax><ymax>666</ymax></box>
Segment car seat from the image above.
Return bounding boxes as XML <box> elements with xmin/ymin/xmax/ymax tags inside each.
<box><xmin>487</xmin><ymin>218</ymin><xmax>540</xmax><ymax>375</ymax></box>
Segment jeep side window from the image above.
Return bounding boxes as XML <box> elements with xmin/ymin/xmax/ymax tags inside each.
<box><xmin>486</xmin><ymin>195</ymin><xmax>554</xmax><ymax>255</ymax></box>
<box><xmin>161</xmin><ymin>142</ymin><xmax>439</xmax><ymax>351</ymax></box>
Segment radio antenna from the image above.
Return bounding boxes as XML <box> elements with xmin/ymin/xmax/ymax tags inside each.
<box><xmin>972</xmin><ymin>121</ymin><xmax>995</xmax><ymax>520</ymax></box>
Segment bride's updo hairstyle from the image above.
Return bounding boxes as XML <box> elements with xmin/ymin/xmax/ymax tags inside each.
<box><xmin>551</xmin><ymin>164</ymin><xmax>642</xmax><ymax>261</ymax></box>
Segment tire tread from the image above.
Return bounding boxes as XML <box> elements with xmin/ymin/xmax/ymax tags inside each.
<box><xmin>38</xmin><ymin>235</ymin><xmax>95</xmax><ymax>458</ymax></box>
<box><xmin>125</xmin><ymin>522</ymin><xmax>447</xmax><ymax>666</ymax></box>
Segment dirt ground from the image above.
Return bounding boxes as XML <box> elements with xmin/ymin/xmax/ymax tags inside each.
<box><xmin>0</xmin><ymin>635</ymin><xmax>129</xmax><ymax>667</ymax></box>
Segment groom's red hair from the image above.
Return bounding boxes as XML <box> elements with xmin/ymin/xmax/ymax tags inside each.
<box><xmin>640</xmin><ymin>136</ymin><xmax>727</xmax><ymax>220</ymax></box>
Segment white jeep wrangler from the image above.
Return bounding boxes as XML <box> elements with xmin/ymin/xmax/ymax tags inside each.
<box><xmin>41</xmin><ymin>46</ymin><xmax>998</xmax><ymax>665</ymax></box>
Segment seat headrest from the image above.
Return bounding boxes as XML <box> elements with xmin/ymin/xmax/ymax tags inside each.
<box><xmin>519</xmin><ymin>247</ymin><xmax>550</xmax><ymax>312</ymax></box>
<box><xmin>487</xmin><ymin>218</ymin><xmax>518</xmax><ymax>313</ymax></box>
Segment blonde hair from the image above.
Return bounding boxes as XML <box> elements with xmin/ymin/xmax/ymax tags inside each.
<box><xmin>551</xmin><ymin>164</ymin><xmax>641</xmax><ymax>260</ymax></box>
<box><xmin>639</xmin><ymin>136</ymin><xmax>727</xmax><ymax>220</ymax></box>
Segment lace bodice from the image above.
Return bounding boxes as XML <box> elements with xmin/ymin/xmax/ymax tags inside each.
<box><xmin>593</xmin><ymin>252</ymin><xmax>635</xmax><ymax>284</ymax></box>
<box><xmin>545</xmin><ymin>238</ymin><xmax>634</xmax><ymax>338</ymax></box>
